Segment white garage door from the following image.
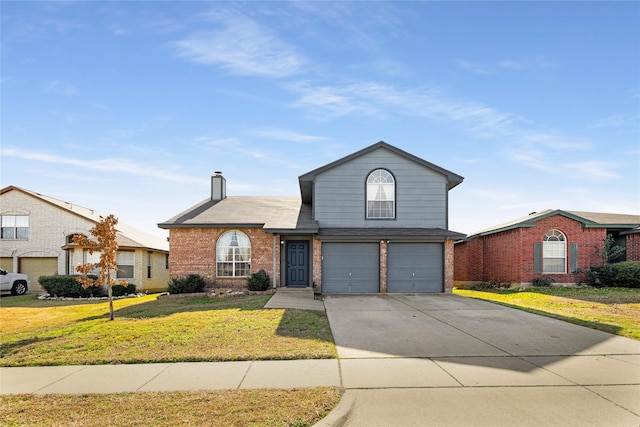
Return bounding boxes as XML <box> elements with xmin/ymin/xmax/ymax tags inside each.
<box><xmin>322</xmin><ymin>243</ymin><xmax>379</xmax><ymax>293</ymax></box>
<box><xmin>387</xmin><ymin>243</ymin><xmax>443</xmax><ymax>293</ymax></box>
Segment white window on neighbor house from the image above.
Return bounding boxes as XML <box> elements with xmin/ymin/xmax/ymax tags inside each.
<box><xmin>366</xmin><ymin>169</ymin><xmax>395</xmax><ymax>219</ymax></box>
<box><xmin>0</xmin><ymin>215</ymin><xmax>29</xmax><ymax>240</ymax></box>
<box><xmin>216</xmin><ymin>230</ymin><xmax>251</xmax><ymax>278</ymax></box>
<box><xmin>117</xmin><ymin>251</ymin><xmax>135</xmax><ymax>279</ymax></box>
<box><xmin>82</xmin><ymin>250</ymin><xmax>101</xmax><ymax>276</ymax></box>
<box><xmin>543</xmin><ymin>229</ymin><xmax>567</xmax><ymax>274</ymax></box>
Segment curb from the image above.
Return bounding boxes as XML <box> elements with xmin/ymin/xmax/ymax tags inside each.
<box><xmin>313</xmin><ymin>390</ymin><xmax>355</xmax><ymax>427</ymax></box>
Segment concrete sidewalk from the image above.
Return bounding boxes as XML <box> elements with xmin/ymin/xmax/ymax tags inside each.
<box><xmin>0</xmin><ymin>360</ymin><xmax>341</xmax><ymax>395</ymax></box>
<box><xmin>264</xmin><ymin>286</ymin><xmax>325</xmax><ymax>311</ymax></box>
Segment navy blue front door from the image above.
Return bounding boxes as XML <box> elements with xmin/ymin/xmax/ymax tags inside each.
<box><xmin>286</xmin><ymin>241</ymin><xmax>309</xmax><ymax>286</ymax></box>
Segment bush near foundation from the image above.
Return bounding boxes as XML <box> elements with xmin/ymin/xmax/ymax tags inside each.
<box><xmin>247</xmin><ymin>269</ymin><xmax>271</xmax><ymax>291</ymax></box>
<box><xmin>39</xmin><ymin>275</ymin><xmax>104</xmax><ymax>297</ymax></box>
<box><xmin>582</xmin><ymin>261</ymin><xmax>640</xmax><ymax>288</ymax></box>
<box><xmin>111</xmin><ymin>283</ymin><xmax>137</xmax><ymax>296</ymax></box>
<box><xmin>167</xmin><ymin>274</ymin><xmax>206</xmax><ymax>294</ymax></box>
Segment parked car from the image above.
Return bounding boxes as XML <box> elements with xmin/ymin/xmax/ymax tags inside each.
<box><xmin>0</xmin><ymin>268</ymin><xmax>30</xmax><ymax>295</ymax></box>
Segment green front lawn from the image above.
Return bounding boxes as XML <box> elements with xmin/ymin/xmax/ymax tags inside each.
<box><xmin>0</xmin><ymin>294</ymin><xmax>336</xmax><ymax>367</ymax></box>
<box><xmin>0</xmin><ymin>389</ymin><xmax>342</xmax><ymax>427</ymax></box>
<box><xmin>454</xmin><ymin>286</ymin><xmax>640</xmax><ymax>340</ymax></box>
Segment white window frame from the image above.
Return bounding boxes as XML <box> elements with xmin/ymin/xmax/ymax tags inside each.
<box><xmin>543</xmin><ymin>229</ymin><xmax>567</xmax><ymax>274</ymax></box>
<box><xmin>366</xmin><ymin>169</ymin><xmax>395</xmax><ymax>219</ymax></box>
<box><xmin>216</xmin><ymin>230</ymin><xmax>251</xmax><ymax>278</ymax></box>
<box><xmin>0</xmin><ymin>215</ymin><xmax>29</xmax><ymax>240</ymax></box>
<box><xmin>117</xmin><ymin>251</ymin><xmax>135</xmax><ymax>279</ymax></box>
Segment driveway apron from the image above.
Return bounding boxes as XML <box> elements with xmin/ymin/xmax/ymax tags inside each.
<box><xmin>322</xmin><ymin>294</ymin><xmax>640</xmax><ymax>427</ymax></box>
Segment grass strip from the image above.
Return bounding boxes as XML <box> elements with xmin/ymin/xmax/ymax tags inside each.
<box><xmin>0</xmin><ymin>388</ymin><xmax>342</xmax><ymax>427</ymax></box>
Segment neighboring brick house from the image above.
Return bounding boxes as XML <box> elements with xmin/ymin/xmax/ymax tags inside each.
<box><xmin>0</xmin><ymin>186</ymin><xmax>169</xmax><ymax>293</ymax></box>
<box><xmin>454</xmin><ymin>210</ymin><xmax>640</xmax><ymax>288</ymax></box>
<box><xmin>159</xmin><ymin>141</ymin><xmax>465</xmax><ymax>293</ymax></box>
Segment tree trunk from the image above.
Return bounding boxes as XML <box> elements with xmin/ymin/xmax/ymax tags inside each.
<box><xmin>108</xmin><ymin>284</ymin><xmax>114</xmax><ymax>321</ymax></box>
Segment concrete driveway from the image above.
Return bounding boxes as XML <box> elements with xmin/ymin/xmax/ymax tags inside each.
<box><xmin>322</xmin><ymin>294</ymin><xmax>640</xmax><ymax>426</ymax></box>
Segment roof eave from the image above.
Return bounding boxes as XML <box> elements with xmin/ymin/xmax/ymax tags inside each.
<box><xmin>158</xmin><ymin>223</ymin><xmax>265</xmax><ymax>229</ymax></box>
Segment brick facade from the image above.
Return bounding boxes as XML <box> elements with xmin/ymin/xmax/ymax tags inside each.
<box><xmin>379</xmin><ymin>241</ymin><xmax>388</xmax><ymax>293</ymax></box>
<box><xmin>454</xmin><ymin>213</ymin><xmax>616</xmax><ymax>287</ymax></box>
<box><xmin>444</xmin><ymin>239</ymin><xmax>454</xmax><ymax>292</ymax></box>
<box><xmin>168</xmin><ymin>227</ymin><xmax>277</xmax><ymax>288</ymax></box>
<box><xmin>627</xmin><ymin>233</ymin><xmax>640</xmax><ymax>261</ymax></box>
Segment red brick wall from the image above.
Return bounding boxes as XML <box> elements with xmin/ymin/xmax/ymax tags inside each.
<box><xmin>483</xmin><ymin>228</ymin><xmax>523</xmax><ymax>284</ymax></box>
<box><xmin>168</xmin><ymin>227</ymin><xmax>276</xmax><ymax>288</ymax></box>
<box><xmin>627</xmin><ymin>233</ymin><xmax>640</xmax><ymax>261</ymax></box>
<box><xmin>454</xmin><ymin>214</ymin><xmax>609</xmax><ymax>286</ymax></box>
<box><xmin>522</xmin><ymin>216</ymin><xmax>604</xmax><ymax>283</ymax></box>
<box><xmin>444</xmin><ymin>239</ymin><xmax>454</xmax><ymax>292</ymax></box>
<box><xmin>455</xmin><ymin>239</ymin><xmax>485</xmax><ymax>281</ymax></box>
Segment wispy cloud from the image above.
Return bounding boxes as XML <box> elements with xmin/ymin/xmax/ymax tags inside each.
<box><xmin>457</xmin><ymin>60</ymin><xmax>494</xmax><ymax>75</ymax></box>
<box><xmin>287</xmin><ymin>80</ymin><xmax>516</xmax><ymax>136</ymax></box>
<box><xmin>249</xmin><ymin>128</ymin><xmax>327</xmax><ymax>142</ymax></box>
<box><xmin>45</xmin><ymin>80</ymin><xmax>78</xmax><ymax>96</ymax></box>
<box><xmin>589</xmin><ymin>113</ymin><xmax>640</xmax><ymax>129</ymax></box>
<box><xmin>459</xmin><ymin>56</ymin><xmax>554</xmax><ymax>74</ymax></box>
<box><xmin>1</xmin><ymin>147</ymin><xmax>205</xmax><ymax>185</ymax></box>
<box><xmin>172</xmin><ymin>10</ymin><xmax>305</xmax><ymax>78</ymax></box>
<box><xmin>565</xmin><ymin>161</ymin><xmax>621</xmax><ymax>180</ymax></box>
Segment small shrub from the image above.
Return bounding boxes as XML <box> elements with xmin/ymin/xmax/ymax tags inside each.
<box><xmin>247</xmin><ymin>269</ymin><xmax>271</xmax><ymax>291</ymax></box>
<box><xmin>532</xmin><ymin>276</ymin><xmax>555</xmax><ymax>287</ymax></box>
<box><xmin>39</xmin><ymin>275</ymin><xmax>104</xmax><ymax>297</ymax></box>
<box><xmin>582</xmin><ymin>261</ymin><xmax>640</xmax><ymax>288</ymax></box>
<box><xmin>167</xmin><ymin>274</ymin><xmax>206</xmax><ymax>294</ymax></box>
<box><xmin>469</xmin><ymin>279</ymin><xmax>511</xmax><ymax>290</ymax></box>
<box><xmin>111</xmin><ymin>283</ymin><xmax>137</xmax><ymax>297</ymax></box>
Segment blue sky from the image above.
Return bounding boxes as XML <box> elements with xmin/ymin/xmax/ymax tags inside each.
<box><xmin>2</xmin><ymin>1</ymin><xmax>639</xmax><ymax>239</ymax></box>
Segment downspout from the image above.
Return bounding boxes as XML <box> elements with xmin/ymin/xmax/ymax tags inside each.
<box><xmin>272</xmin><ymin>234</ymin><xmax>277</xmax><ymax>288</ymax></box>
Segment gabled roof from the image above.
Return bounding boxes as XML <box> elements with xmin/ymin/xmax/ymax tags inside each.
<box><xmin>298</xmin><ymin>141</ymin><xmax>464</xmax><ymax>203</ymax></box>
<box><xmin>0</xmin><ymin>186</ymin><xmax>169</xmax><ymax>252</ymax></box>
<box><xmin>467</xmin><ymin>209</ymin><xmax>640</xmax><ymax>239</ymax></box>
<box><xmin>158</xmin><ymin>196</ymin><xmax>319</xmax><ymax>233</ymax></box>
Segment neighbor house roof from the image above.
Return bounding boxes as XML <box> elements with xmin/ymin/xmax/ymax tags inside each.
<box><xmin>466</xmin><ymin>209</ymin><xmax>640</xmax><ymax>239</ymax></box>
<box><xmin>298</xmin><ymin>141</ymin><xmax>464</xmax><ymax>203</ymax></box>
<box><xmin>157</xmin><ymin>196</ymin><xmax>319</xmax><ymax>233</ymax></box>
<box><xmin>0</xmin><ymin>186</ymin><xmax>169</xmax><ymax>252</ymax></box>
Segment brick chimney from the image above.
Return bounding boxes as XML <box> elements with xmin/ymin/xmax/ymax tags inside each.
<box><xmin>211</xmin><ymin>171</ymin><xmax>226</xmax><ymax>201</ymax></box>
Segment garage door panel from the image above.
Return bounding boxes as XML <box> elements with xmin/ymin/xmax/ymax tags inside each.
<box><xmin>388</xmin><ymin>243</ymin><xmax>442</xmax><ymax>293</ymax></box>
<box><xmin>19</xmin><ymin>257</ymin><xmax>58</xmax><ymax>292</ymax></box>
<box><xmin>322</xmin><ymin>243</ymin><xmax>379</xmax><ymax>293</ymax></box>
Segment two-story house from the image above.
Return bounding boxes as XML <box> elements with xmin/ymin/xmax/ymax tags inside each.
<box><xmin>0</xmin><ymin>186</ymin><xmax>170</xmax><ymax>293</ymax></box>
<box><xmin>159</xmin><ymin>141</ymin><xmax>465</xmax><ymax>293</ymax></box>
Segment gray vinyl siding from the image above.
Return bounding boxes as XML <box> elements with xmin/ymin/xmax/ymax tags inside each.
<box><xmin>313</xmin><ymin>149</ymin><xmax>448</xmax><ymax>228</ymax></box>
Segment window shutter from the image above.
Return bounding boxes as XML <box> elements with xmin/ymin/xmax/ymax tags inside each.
<box><xmin>534</xmin><ymin>243</ymin><xmax>542</xmax><ymax>274</ymax></box>
<box><xmin>570</xmin><ymin>243</ymin><xmax>578</xmax><ymax>273</ymax></box>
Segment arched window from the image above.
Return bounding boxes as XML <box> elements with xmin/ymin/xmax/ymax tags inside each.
<box><xmin>216</xmin><ymin>230</ymin><xmax>251</xmax><ymax>277</ymax></box>
<box><xmin>543</xmin><ymin>229</ymin><xmax>566</xmax><ymax>273</ymax></box>
<box><xmin>367</xmin><ymin>169</ymin><xmax>395</xmax><ymax>219</ymax></box>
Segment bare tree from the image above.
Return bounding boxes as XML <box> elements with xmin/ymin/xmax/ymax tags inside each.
<box><xmin>73</xmin><ymin>214</ymin><xmax>126</xmax><ymax>320</ymax></box>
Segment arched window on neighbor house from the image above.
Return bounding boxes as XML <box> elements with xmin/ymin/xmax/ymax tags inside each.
<box><xmin>366</xmin><ymin>169</ymin><xmax>395</xmax><ymax>219</ymax></box>
<box><xmin>216</xmin><ymin>230</ymin><xmax>251</xmax><ymax>278</ymax></box>
<box><xmin>543</xmin><ymin>229</ymin><xmax>566</xmax><ymax>274</ymax></box>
